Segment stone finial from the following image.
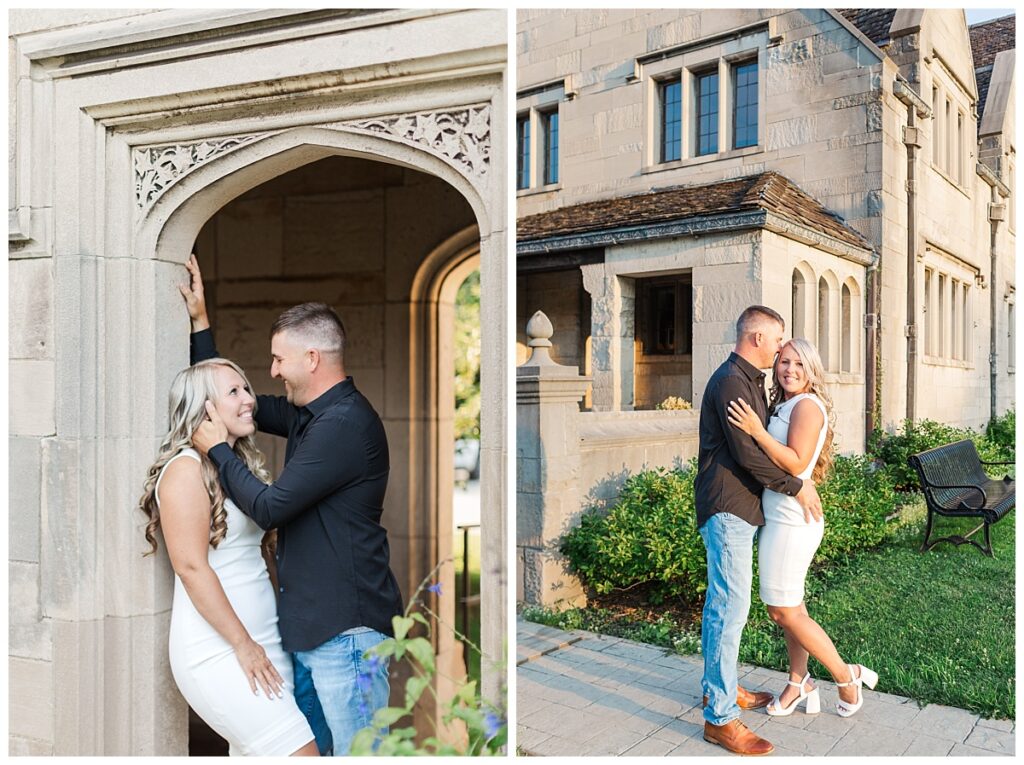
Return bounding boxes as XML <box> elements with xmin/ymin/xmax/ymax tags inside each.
<box><xmin>527</xmin><ymin>310</ymin><xmax>553</xmax><ymax>346</ymax></box>
<box><xmin>524</xmin><ymin>310</ymin><xmax>557</xmax><ymax>366</ymax></box>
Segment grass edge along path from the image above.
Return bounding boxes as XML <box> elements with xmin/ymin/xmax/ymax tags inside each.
<box><xmin>522</xmin><ymin>502</ymin><xmax>1015</xmax><ymax>720</ymax></box>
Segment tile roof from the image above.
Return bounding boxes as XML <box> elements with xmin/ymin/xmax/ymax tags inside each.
<box><xmin>836</xmin><ymin>9</ymin><xmax>897</xmax><ymax>48</ymax></box>
<box><xmin>517</xmin><ymin>172</ymin><xmax>872</xmax><ymax>251</ymax></box>
<box><xmin>969</xmin><ymin>14</ymin><xmax>1015</xmax><ymax>121</ymax></box>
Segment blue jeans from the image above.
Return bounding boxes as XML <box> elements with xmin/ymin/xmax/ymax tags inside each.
<box><xmin>292</xmin><ymin>627</ymin><xmax>391</xmax><ymax>756</ymax></box>
<box><xmin>698</xmin><ymin>512</ymin><xmax>757</xmax><ymax>726</ymax></box>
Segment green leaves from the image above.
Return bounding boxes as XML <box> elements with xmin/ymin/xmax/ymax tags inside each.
<box><xmin>404</xmin><ymin>675</ymin><xmax>430</xmax><ymax>709</ymax></box>
<box><xmin>371</xmin><ymin>706</ymin><xmax>408</xmax><ymax>729</ymax></box>
<box><xmin>347</xmin><ymin>570</ymin><xmax>507</xmax><ymax>756</ymax></box>
<box><xmin>404</xmin><ymin>637</ymin><xmax>436</xmax><ymax>674</ymax></box>
<box><xmin>560</xmin><ymin>463</ymin><xmax>706</xmax><ymax>602</ymax></box>
<box><xmin>454</xmin><ymin>270</ymin><xmax>481</xmax><ymax>441</ymax></box>
<box><xmin>392</xmin><ymin>615</ymin><xmax>416</xmax><ymax>641</ymax></box>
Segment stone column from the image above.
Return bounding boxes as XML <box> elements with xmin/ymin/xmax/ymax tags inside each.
<box><xmin>581</xmin><ymin>265</ymin><xmax>634</xmax><ymax>412</ymax></box>
<box><xmin>516</xmin><ymin>311</ymin><xmax>590</xmax><ymax>609</ymax></box>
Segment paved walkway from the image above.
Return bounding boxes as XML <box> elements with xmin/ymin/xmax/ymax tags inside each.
<box><xmin>517</xmin><ymin>619</ymin><xmax>1014</xmax><ymax>757</ymax></box>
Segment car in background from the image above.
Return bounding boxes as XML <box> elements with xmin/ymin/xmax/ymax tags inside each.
<box><xmin>454</xmin><ymin>438</ymin><xmax>480</xmax><ymax>481</ymax></box>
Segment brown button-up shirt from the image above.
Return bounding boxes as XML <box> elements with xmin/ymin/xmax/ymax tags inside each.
<box><xmin>694</xmin><ymin>352</ymin><xmax>803</xmax><ymax>528</ymax></box>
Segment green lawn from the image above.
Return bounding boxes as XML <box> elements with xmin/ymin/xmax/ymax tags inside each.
<box><xmin>523</xmin><ymin>500</ymin><xmax>1016</xmax><ymax>719</ymax></box>
<box><xmin>742</xmin><ymin>502</ymin><xmax>1015</xmax><ymax>719</ymax></box>
<box><xmin>454</xmin><ymin>528</ymin><xmax>482</xmax><ymax>687</ymax></box>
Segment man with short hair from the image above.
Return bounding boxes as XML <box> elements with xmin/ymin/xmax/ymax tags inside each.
<box><xmin>181</xmin><ymin>254</ymin><xmax>403</xmax><ymax>756</ymax></box>
<box><xmin>695</xmin><ymin>305</ymin><xmax>822</xmax><ymax>756</ymax></box>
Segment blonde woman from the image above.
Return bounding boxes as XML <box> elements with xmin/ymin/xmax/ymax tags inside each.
<box><xmin>726</xmin><ymin>338</ymin><xmax>877</xmax><ymax>718</ymax></box>
<box><xmin>138</xmin><ymin>359</ymin><xmax>318</xmax><ymax>756</ymax></box>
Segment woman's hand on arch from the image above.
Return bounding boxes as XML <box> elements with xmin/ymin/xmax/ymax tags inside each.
<box><xmin>178</xmin><ymin>252</ymin><xmax>210</xmax><ymax>331</ymax></box>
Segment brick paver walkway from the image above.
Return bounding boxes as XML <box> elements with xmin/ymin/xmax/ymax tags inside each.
<box><xmin>517</xmin><ymin>619</ymin><xmax>1014</xmax><ymax>757</ymax></box>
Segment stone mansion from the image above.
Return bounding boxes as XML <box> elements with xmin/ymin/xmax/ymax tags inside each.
<box><xmin>516</xmin><ymin>9</ymin><xmax>1014</xmax><ymax>606</ymax></box>
<box><xmin>517</xmin><ymin>8</ymin><xmax>1014</xmax><ymax>437</ymax></box>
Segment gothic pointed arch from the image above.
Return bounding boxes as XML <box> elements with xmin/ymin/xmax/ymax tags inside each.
<box><xmin>135</xmin><ymin>124</ymin><xmax>492</xmax><ymax>264</ymax></box>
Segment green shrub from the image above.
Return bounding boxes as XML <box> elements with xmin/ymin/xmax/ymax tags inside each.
<box><xmin>559</xmin><ymin>464</ymin><xmax>706</xmax><ymax>604</ymax></box>
<box><xmin>815</xmin><ymin>454</ymin><xmax>896</xmax><ymax>559</ymax></box>
<box><xmin>868</xmin><ymin>419</ymin><xmax>973</xmax><ymax>491</ymax></box>
<box><xmin>560</xmin><ymin>455</ymin><xmax>900</xmax><ymax>605</ymax></box>
<box><xmin>869</xmin><ymin>415</ymin><xmax>1016</xmax><ymax>490</ymax></box>
<box><xmin>985</xmin><ymin>408</ymin><xmax>1016</xmax><ymax>462</ymax></box>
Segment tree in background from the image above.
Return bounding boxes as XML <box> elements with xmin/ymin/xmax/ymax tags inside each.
<box><xmin>454</xmin><ymin>270</ymin><xmax>481</xmax><ymax>441</ymax></box>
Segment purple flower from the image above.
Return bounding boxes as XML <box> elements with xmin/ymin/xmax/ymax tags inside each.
<box><xmin>365</xmin><ymin>654</ymin><xmax>382</xmax><ymax>673</ymax></box>
<box><xmin>427</xmin><ymin>582</ymin><xmax>443</xmax><ymax>595</ymax></box>
<box><xmin>483</xmin><ymin>712</ymin><xmax>502</xmax><ymax>740</ymax></box>
<box><xmin>356</xmin><ymin>672</ymin><xmax>372</xmax><ymax>694</ymax></box>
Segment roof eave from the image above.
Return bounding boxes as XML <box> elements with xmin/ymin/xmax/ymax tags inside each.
<box><xmin>516</xmin><ymin>208</ymin><xmax>875</xmax><ymax>266</ymax></box>
<box><xmin>517</xmin><ymin>209</ymin><xmax>767</xmax><ymax>255</ymax></box>
<box><xmin>762</xmin><ymin>211</ymin><xmax>876</xmax><ymax>266</ymax></box>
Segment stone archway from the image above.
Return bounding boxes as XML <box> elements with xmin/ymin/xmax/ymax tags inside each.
<box><xmin>407</xmin><ymin>226</ymin><xmax>481</xmax><ymax>736</ymax></box>
<box><xmin>8</xmin><ymin>10</ymin><xmax>506</xmax><ymax>756</ymax></box>
<box><xmin>132</xmin><ymin>125</ymin><xmax>498</xmax><ymax>749</ymax></box>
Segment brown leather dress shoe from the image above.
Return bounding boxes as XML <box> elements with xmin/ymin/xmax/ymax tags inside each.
<box><xmin>702</xmin><ymin>685</ymin><xmax>774</xmax><ymax>710</ymax></box>
<box><xmin>703</xmin><ymin>719</ymin><xmax>774</xmax><ymax>756</ymax></box>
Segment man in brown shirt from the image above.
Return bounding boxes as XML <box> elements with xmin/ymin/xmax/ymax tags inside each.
<box><xmin>695</xmin><ymin>305</ymin><xmax>822</xmax><ymax>756</ymax></box>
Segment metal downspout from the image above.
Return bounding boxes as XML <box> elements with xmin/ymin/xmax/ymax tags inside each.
<box><xmin>904</xmin><ymin>105</ymin><xmax>918</xmax><ymax>424</ymax></box>
<box><xmin>864</xmin><ymin>259</ymin><xmax>878</xmax><ymax>445</ymax></box>
<box><xmin>894</xmin><ymin>77</ymin><xmax>930</xmax><ymax>428</ymax></box>
<box><xmin>989</xmin><ymin>184</ymin><xmax>1000</xmax><ymax>424</ymax></box>
<box><xmin>976</xmin><ymin>161</ymin><xmax>1008</xmax><ymax>423</ymax></box>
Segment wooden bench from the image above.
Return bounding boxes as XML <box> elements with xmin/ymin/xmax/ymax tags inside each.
<box><xmin>908</xmin><ymin>439</ymin><xmax>1015</xmax><ymax>556</ymax></box>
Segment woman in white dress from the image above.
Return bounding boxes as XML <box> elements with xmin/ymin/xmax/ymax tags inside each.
<box><xmin>138</xmin><ymin>358</ymin><xmax>318</xmax><ymax>756</ymax></box>
<box><xmin>726</xmin><ymin>338</ymin><xmax>877</xmax><ymax>718</ymax></box>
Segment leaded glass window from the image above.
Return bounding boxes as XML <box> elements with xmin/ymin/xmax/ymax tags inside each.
<box><xmin>696</xmin><ymin>70</ymin><xmax>719</xmax><ymax>156</ymax></box>
<box><xmin>660</xmin><ymin>78</ymin><xmax>682</xmax><ymax>162</ymax></box>
<box><xmin>733</xmin><ymin>61</ymin><xmax>758</xmax><ymax>149</ymax></box>
<box><xmin>516</xmin><ymin>115</ymin><xmax>530</xmax><ymax>190</ymax></box>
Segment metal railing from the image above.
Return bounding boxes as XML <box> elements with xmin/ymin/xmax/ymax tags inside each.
<box><xmin>456</xmin><ymin>523</ymin><xmax>480</xmax><ymax>669</ymax></box>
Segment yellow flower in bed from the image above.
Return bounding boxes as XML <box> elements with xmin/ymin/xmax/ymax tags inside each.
<box><xmin>656</xmin><ymin>396</ymin><xmax>692</xmax><ymax>411</ymax></box>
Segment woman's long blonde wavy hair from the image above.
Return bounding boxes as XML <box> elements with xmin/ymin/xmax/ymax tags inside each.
<box><xmin>768</xmin><ymin>338</ymin><xmax>835</xmax><ymax>483</ymax></box>
<box><xmin>138</xmin><ymin>358</ymin><xmax>271</xmax><ymax>555</ymax></box>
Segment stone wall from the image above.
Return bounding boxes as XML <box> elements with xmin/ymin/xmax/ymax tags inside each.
<box><xmin>578</xmin><ymin>411</ymin><xmax>700</xmax><ymax>509</ymax></box>
<box><xmin>8</xmin><ymin>253</ymin><xmax>55</xmax><ymax>755</ymax></box>
<box><xmin>517</xmin><ymin>8</ymin><xmax>885</xmax><ymax>239</ymax></box>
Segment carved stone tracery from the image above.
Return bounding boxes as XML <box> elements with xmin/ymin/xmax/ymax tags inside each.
<box><xmin>339</xmin><ymin>104</ymin><xmax>491</xmax><ymax>178</ymax></box>
<box><xmin>134</xmin><ymin>135</ymin><xmax>265</xmax><ymax>212</ymax></box>
<box><xmin>133</xmin><ymin>104</ymin><xmax>491</xmax><ymax>214</ymax></box>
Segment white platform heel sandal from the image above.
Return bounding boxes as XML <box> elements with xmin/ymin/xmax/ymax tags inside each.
<box><xmin>766</xmin><ymin>672</ymin><xmax>820</xmax><ymax>716</ymax></box>
<box><xmin>835</xmin><ymin>664</ymin><xmax>878</xmax><ymax>717</ymax></box>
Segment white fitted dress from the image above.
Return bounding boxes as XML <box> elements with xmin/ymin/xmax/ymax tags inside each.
<box><xmin>156</xmin><ymin>448</ymin><xmax>314</xmax><ymax>756</ymax></box>
<box><xmin>757</xmin><ymin>394</ymin><xmax>829</xmax><ymax>607</ymax></box>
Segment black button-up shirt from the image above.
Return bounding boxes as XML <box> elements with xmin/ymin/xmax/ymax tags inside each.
<box><xmin>694</xmin><ymin>352</ymin><xmax>803</xmax><ymax>528</ymax></box>
<box><xmin>192</xmin><ymin>329</ymin><xmax>403</xmax><ymax>652</ymax></box>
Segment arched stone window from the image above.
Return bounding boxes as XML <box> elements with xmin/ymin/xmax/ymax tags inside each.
<box><xmin>791</xmin><ymin>262</ymin><xmax>815</xmax><ymax>341</ymax></box>
<box><xmin>818</xmin><ymin>272</ymin><xmax>839</xmax><ymax>372</ymax></box>
<box><xmin>841</xmin><ymin>278</ymin><xmax>861</xmax><ymax>373</ymax></box>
